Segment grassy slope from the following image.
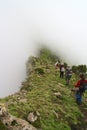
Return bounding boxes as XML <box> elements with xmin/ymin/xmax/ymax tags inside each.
<box><xmin>0</xmin><ymin>49</ymin><xmax>87</xmax><ymax>130</ymax></box>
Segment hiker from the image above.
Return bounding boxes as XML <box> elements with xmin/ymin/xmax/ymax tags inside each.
<box><xmin>59</xmin><ymin>63</ymin><xmax>65</xmax><ymax>78</ymax></box>
<box><xmin>75</xmin><ymin>73</ymin><xmax>87</xmax><ymax>105</ymax></box>
<box><xmin>65</xmin><ymin>65</ymin><xmax>72</xmax><ymax>85</ymax></box>
<box><xmin>55</xmin><ymin>61</ymin><xmax>59</xmax><ymax>73</ymax></box>
<box><xmin>55</xmin><ymin>61</ymin><xmax>59</xmax><ymax>69</ymax></box>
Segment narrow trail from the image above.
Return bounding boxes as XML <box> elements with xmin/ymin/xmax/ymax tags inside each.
<box><xmin>71</xmin><ymin>88</ymin><xmax>87</xmax><ymax>129</ymax></box>
<box><xmin>79</xmin><ymin>102</ymin><xmax>87</xmax><ymax>123</ymax></box>
<box><xmin>78</xmin><ymin>104</ymin><xmax>87</xmax><ymax>130</ymax></box>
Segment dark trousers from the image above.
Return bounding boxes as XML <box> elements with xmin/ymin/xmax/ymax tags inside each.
<box><xmin>60</xmin><ymin>72</ymin><xmax>64</xmax><ymax>78</ymax></box>
<box><xmin>76</xmin><ymin>91</ymin><xmax>83</xmax><ymax>104</ymax></box>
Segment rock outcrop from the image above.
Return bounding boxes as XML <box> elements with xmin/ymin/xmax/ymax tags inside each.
<box><xmin>0</xmin><ymin>103</ymin><xmax>37</xmax><ymax>130</ymax></box>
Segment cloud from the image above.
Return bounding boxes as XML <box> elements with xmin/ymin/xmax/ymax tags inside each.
<box><xmin>0</xmin><ymin>0</ymin><xmax>87</xmax><ymax>97</ymax></box>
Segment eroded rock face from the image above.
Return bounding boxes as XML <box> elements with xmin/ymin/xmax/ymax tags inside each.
<box><xmin>0</xmin><ymin>103</ymin><xmax>8</xmax><ymax>117</ymax></box>
<box><xmin>0</xmin><ymin>103</ymin><xmax>37</xmax><ymax>130</ymax></box>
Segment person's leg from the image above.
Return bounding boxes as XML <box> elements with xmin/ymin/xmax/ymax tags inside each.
<box><xmin>67</xmin><ymin>75</ymin><xmax>71</xmax><ymax>85</ymax></box>
<box><xmin>60</xmin><ymin>71</ymin><xmax>62</xmax><ymax>78</ymax></box>
<box><xmin>76</xmin><ymin>92</ymin><xmax>82</xmax><ymax>105</ymax></box>
<box><xmin>62</xmin><ymin>72</ymin><xmax>64</xmax><ymax>78</ymax></box>
<box><xmin>60</xmin><ymin>71</ymin><xmax>61</xmax><ymax>78</ymax></box>
<box><xmin>66</xmin><ymin>75</ymin><xmax>69</xmax><ymax>85</ymax></box>
<box><xmin>61</xmin><ymin>72</ymin><xmax>63</xmax><ymax>78</ymax></box>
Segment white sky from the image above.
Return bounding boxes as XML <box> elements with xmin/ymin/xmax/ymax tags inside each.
<box><xmin>0</xmin><ymin>0</ymin><xmax>87</xmax><ymax>97</ymax></box>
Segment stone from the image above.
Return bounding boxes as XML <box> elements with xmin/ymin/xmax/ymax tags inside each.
<box><xmin>0</xmin><ymin>103</ymin><xmax>37</xmax><ymax>130</ymax></box>
<box><xmin>58</xmin><ymin>83</ymin><xmax>64</xmax><ymax>87</ymax></box>
<box><xmin>54</xmin><ymin>92</ymin><xmax>62</xmax><ymax>98</ymax></box>
<box><xmin>27</xmin><ymin>112</ymin><xmax>37</xmax><ymax>123</ymax></box>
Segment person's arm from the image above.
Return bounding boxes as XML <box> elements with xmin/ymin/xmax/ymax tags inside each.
<box><xmin>75</xmin><ymin>80</ymin><xmax>81</xmax><ymax>88</ymax></box>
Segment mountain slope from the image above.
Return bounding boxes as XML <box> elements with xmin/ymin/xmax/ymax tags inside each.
<box><xmin>0</xmin><ymin>48</ymin><xmax>87</xmax><ymax>130</ymax></box>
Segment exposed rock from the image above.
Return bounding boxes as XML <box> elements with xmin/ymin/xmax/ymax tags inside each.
<box><xmin>36</xmin><ymin>111</ymin><xmax>40</xmax><ymax>117</ymax></box>
<box><xmin>58</xmin><ymin>83</ymin><xmax>65</xmax><ymax>87</ymax></box>
<box><xmin>27</xmin><ymin>63</ymin><xmax>33</xmax><ymax>74</ymax></box>
<box><xmin>53</xmin><ymin>111</ymin><xmax>59</xmax><ymax>119</ymax></box>
<box><xmin>0</xmin><ymin>103</ymin><xmax>37</xmax><ymax>130</ymax></box>
<box><xmin>19</xmin><ymin>99</ymin><xmax>27</xmax><ymax>103</ymax></box>
<box><xmin>27</xmin><ymin>112</ymin><xmax>38</xmax><ymax>123</ymax></box>
<box><xmin>17</xmin><ymin>97</ymin><xmax>21</xmax><ymax>100</ymax></box>
<box><xmin>54</xmin><ymin>92</ymin><xmax>62</xmax><ymax>98</ymax></box>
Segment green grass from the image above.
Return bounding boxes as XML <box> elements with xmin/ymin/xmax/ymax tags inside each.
<box><xmin>0</xmin><ymin>48</ymin><xmax>87</xmax><ymax>130</ymax></box>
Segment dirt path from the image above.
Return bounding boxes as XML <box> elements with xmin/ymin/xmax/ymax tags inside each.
<box><xmin>79</xmin><ymin>103</ymin><xmax>87</xmax><ymax>123</ymax></box>
<box><xmin>71</xmin><ymin>89</ymin><xmax>87</xmax><ymax>129</ymax></box>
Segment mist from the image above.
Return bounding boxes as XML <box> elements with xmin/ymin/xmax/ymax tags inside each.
<box><xmin>0</xmin><ymin>0</ymin><xmax>87</xmax><ymax>97</ymax></box>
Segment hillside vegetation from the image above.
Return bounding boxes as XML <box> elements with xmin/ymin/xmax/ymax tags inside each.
<box><xmin>0</xmin><ymin>48</ymin><xmax>87</xmax><ymax>130</ymax></box>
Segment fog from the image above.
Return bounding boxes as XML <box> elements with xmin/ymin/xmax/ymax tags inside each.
<box><xmin>0</xmin><ymin>0</ymin><xmax>87</xmax><ymax>97</ymax></box>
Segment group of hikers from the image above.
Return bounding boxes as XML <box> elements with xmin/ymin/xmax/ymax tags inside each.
<box><xmin>55</xmin><ymin>62</ymin><xmax>72</xmax><ymax>85</ymax></box>
<box><xmin>55</xmin><ymin>61</ymin><xmax>87</xmax><ymax>105</ymax></box>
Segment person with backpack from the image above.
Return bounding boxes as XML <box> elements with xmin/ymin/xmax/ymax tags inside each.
<box><xmin>65</xmin><ymin>65</ymin><xmax>72</xmax><ymax>85</ymax></box>
<box><xmin>75</xmin><ymin>73</ymin><xmax>87</xmax><ymax>105</ymax></box>
<box><xmin>59</xmin><ymin>63</ymin><xmax>65</xmax><ymax>78</ymax></box>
